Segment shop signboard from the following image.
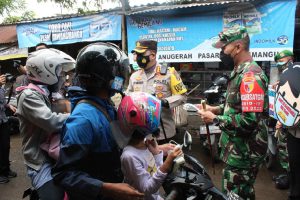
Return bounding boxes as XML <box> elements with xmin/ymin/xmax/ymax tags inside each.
<box><xmin>127</xmin><ymin>0</ymin><xmax>296</xmax><ymax>63</ymax></box>
<box><xmin>0</xmin><ymin>46</ymin><xmax>28</xmax><ymax>60</ymax></box>
<box><xmin>17</xmin><ymin>13</ymin><xmax>121</xmax><ymax>48</ymax></box>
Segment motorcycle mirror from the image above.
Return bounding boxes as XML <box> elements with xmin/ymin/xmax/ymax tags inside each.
<box><xmin>183</xmin><ymin>131</ymin><xmax>192</xmax><ymax>150</ymax></box>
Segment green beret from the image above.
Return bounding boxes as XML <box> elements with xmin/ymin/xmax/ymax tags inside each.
<box><xmin>274</xmin><ymin>50</ymin><xmax>293</xmax><ymax>62</ymax></box>
<box><xmin>213</xmin><ymin>26</ymin><xmax>249</xmax><ymax>48</ymax></box>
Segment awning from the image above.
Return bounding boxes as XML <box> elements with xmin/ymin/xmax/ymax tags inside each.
<box><xmin>0</xmin><ymin>45</ymin><xmax>28</xmax><ymax>60</ymax></box>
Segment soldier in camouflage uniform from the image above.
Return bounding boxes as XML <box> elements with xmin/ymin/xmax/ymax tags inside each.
<box><xmin>199</xmin><ymin>27</ymin><xmax>268</xmax><ymax>200</ymax></box>
<box><xmin>127</xmin><ymin>40</ymin><xmax>187</xmax><ymax>142</ymax></box>
<box><xmin>272</xmin><ymin>50</ymin><xmax>294</xmax><ymax>189</ymax></box>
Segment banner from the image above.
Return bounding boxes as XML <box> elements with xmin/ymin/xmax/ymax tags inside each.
<box><xmin>127</xmin><ymin>0</ymin><xmax>296</xmax><ymax>63</ymax></box>
<box><xmin>0</xmin><ymin>46</ymin><xmax>28</xmax><ymax>60</ymax></box>
<box><xmin>275</xmin><ymin>63</ymin><xmax>300</xmax><ymax>127</ymax></box>
<box><xmin>268</xmin><ymin>85</ymin><xmax>277</xmax><ymax>119</ymax></box>
<box><xmin>17</xmin><ymin>13</ymin><xmax>122</xmax><ymax>48</ymax></box>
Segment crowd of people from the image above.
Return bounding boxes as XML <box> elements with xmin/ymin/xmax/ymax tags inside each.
<box><xmin>0</xmin><ymin>25</ymin><xmax>299</xmax><ymax>200</ymax></box>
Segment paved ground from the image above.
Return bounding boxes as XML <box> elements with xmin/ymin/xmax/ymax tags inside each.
<box><xmin>0</xmin><ymin>131</ymin><xmax>288</xmax><ymax>200</ymax></box>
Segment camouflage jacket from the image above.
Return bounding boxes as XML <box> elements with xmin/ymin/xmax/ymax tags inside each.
<box><xmin>217</xmin><ymin>61</ymin><xmax>269</xmax><ymax>168</ymax></box>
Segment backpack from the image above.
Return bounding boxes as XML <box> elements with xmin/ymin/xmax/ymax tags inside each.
<box><xmin>40</xmin><ymin>98</ymin><xmax>112</xmax><ymax>160</ymax></box>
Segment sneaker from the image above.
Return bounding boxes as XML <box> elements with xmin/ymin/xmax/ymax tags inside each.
<box><xmin>0</xmin><ymin>176</ymin><xmax>9</xmax><ymax>184</ymax></box>
<box><xmin>7</xmin><ymin>170</ymin><xmax>17</xmax><ymax>178</ymax></box>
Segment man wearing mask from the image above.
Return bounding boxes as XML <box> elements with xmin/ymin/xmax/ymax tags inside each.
<box><xmin>126</xmin><ymin>40</ymin><xmax>187</xmax><ymax>143</ymax></box>
<box><xmin>274</xmin><ymin>50</ymin><xmax>293</xmax><ymax>73</ymax></box>
<box><xmin>198</xmin><ymin>27</ymin><xmax>268</xmax><ymax>200</ymax></box>
<box><xmin>272</xmin><ymin>50</ymin><xmax>294</xmax><ymax>190</ymax></box>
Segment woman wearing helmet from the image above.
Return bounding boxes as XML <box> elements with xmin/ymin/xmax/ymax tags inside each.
<box><xmin>52</xmin><ymin>42</ymin><xmax>144</xmax><ymax>200</ymax></box>
<box><xmin>119</xmin><ymin>92</ymin><xmax>183</xmax><ymax>200</ymax></box>
<box><xmin>16</xmin><ymin>48</ymin><xmax>75</xmax><ymax>200</ymax></box>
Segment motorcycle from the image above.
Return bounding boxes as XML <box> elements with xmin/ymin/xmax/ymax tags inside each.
<box><xmin>198</xmin><ymin>74</ymin><xmax>228</xmax><ymax>159</ymax></box>
<box><xmin>163</xmin><ymin>131</ymin><xmax>242</xmax><ymax>200</ymax></box>
<box><xmin>203</xmin><ymin>74</ymin><xmax>228</xmax><ymax>105</ymax></box>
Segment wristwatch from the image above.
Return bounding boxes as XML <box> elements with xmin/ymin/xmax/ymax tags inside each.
<box><xmin>212</xmin><ymin>116</ymin><xmax>220</xmax><ymax>126</ymax></box>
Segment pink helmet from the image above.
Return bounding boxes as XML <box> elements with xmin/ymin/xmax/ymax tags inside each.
<box><xmin>117</xmin><ymin>92</ymin><xmax>161</xmax><ymax>142</ymax></box>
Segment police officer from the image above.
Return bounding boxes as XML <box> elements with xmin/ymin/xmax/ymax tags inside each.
<box><xmin>272</xmin><ymin>50</ymin><xmax>294</xmax><ymax>189</ymax></box>
<box><xmin>198</xmin><ymin>27</ymin><xmax>268</xmax><ymax>200</ymax></box>
<box><xmin>127</xmin><ymin>40</ymin><xmax>187</xmax><ymax>142</ymax></box>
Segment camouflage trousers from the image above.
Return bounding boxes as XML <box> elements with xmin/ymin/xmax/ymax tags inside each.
<box><xmin>277</xmin><ymin>130</ymin><xmax>290</xmax><ymax>172</ymax></box>
<box><xmin>222</xmin><ymin>165</ymin><xmax>259</xmax><ymax>200</ymax></box>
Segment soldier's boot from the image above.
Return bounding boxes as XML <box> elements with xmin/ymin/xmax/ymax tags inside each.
<box><xmin>274</xmin><ymin>174</ymin><xmax>289</xmax><ymax>190</ymax></box>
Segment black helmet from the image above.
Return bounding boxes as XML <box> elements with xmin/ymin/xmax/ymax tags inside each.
<box><xmin>75</xmin><ymin>42</ymin><xmax>130</xmax><ymax>93</ymax></box>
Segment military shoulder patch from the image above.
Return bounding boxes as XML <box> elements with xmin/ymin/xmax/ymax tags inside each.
<box><xmin>240</xmin><ymin>72</ymin><xmax>264</xmax><ymax>112</ymax></box>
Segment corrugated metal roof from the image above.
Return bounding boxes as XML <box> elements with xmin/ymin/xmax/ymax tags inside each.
<box><xmin>14</xmin><ymin>8</ymin><xmax>123</xmax><ymax>25</ymax></box>
<box><xmin>0</xmin><ymin>25</ymin><xmax>17</xmax><ymax>44</ymax></box>
<box><xmin>127</xmin><ymin>0</ymin><xmax>256</xmax><ymax>15</ymax></box>
<box><xmin>0</xmin><ymin>0</ymin><xmax>258</xmax><ymax>25</ymax></box>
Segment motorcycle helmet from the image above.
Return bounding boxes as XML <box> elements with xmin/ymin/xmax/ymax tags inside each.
<box><xmin>26</xmin><ymin>48</ymin><xmax>75</xmax><ymax>86</ymax></box>
<box><xmin>75</xmin><ymin>42</ymin><xmax>130</xmax><ymax>94</ymax></box>
<box><xmin>115</xmin><ymin>92</ymin><xmax>161</xmax><ymax>148</ymax></box>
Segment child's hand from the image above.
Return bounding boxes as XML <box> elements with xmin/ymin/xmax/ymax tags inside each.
<box><xmin>166</xmin><ymin>147</ymin><xmax>183</xmax><ymax>162</ymax></box>
<box><xmin>145</xmin><ymin>139</ymin><xmax>160</xmax><ymax>155</ymax></box>
<box><xmin>158</xmin><ymin>143</ymin><xmax>176</xmax><ymax>156</ymax></box>
<box><xmin>160</xmin><ymin>147</ymin><xmax>183</xmax><ymax>173</ymax></box>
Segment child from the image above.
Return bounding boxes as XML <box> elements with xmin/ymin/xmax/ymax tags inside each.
<box><xmin>118</xmin><ymin>92</ymin><xmax>183</xmax><ymax>200</ymax></box>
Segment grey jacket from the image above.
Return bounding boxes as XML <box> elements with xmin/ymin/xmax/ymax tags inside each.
<box><xmin>17</xmin><ymin>89</ymin><xmax>68</xmax><ymax>170</ymax></box>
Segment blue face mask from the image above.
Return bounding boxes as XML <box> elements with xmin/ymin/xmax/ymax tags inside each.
<box><xmin>276</xmin><ymin>61</ymin><xmax>287</xmax><ymax>68</ymax></box>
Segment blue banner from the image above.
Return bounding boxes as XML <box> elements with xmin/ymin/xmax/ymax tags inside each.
<box><xmin>17</xmin><ymin>13</ymin><xmax>122</xmax><ymax>48</ymax></box>
<box><xmin>127</xmin><ymin>0</ymin><xmax>296</xmax><ymax>63</ymax></box>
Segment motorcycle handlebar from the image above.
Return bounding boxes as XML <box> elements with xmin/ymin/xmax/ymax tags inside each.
<box><xmin>165</xmin><ymin>188</ymin><xmax>179</xmax><ymax>200</ymax></box>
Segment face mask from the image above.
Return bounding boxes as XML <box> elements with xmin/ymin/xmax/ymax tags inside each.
<box><xmin>276</xmin><ymin>61</ymin><xmax>287</xmax><ymax>67</ymax></box>
<box><xmin>136</xmin><ymin>55</ymin><xmax>150</xmax><ymax>69</ymax></box>
<box><xmin>220</xmin><ymin>50</ymin><xmax>234</xmax><ymax>67</ymax></box>
<box><xmin>111</xmin><ymin>76</ymin><xmax>124</xmax><ymax>93</ymax></box>
<box><xmin>276</xmin><ymin>61</ymin><xmax>291</xmax><ymax>72</ymax></box>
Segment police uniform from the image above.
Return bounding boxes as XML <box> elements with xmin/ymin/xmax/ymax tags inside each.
<box><xmin>213</xmin><ymin>27</ymin><xmax>268</xmax><ymax>200</ymax></box>
<box><xmin>127</xmin><ymin>40</ymin><xmax>187</xmax><ymax>141</ymax></box>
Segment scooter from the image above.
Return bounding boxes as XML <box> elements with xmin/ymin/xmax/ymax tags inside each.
<box><xmin>163</xmin><ymin>131</ymin><xmax>242</xmax><ymax>200</ymax></box>
<box><xmin>203</xmin><ymin>74</ymin><xmax>228</xmax><ymax>105</ymax></box>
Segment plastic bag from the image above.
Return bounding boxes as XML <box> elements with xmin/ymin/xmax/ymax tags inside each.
<box><xmin>174</xmin><ymin>105</ymin><xmax>188</xmax><ymax>127</ymax></box>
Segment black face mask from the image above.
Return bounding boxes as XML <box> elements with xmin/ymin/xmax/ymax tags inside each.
<box><xmin>220</xmin><ymin>50</ymin><xmax>234</xmax><ymax>68</ymax></box>
<box><xmin>136</xmin><ymin>55</ymin><xmax>150</xmax><ymax>69</ymax></box>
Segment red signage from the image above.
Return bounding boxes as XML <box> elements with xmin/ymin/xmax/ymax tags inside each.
<box><xmin>240</xmin><ymin>72</ymin><xmax>264</xmax><ymax>112</ymax></box>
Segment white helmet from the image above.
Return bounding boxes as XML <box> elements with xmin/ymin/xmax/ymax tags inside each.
<box><xmin>26</xmin><ymin>48</ymin><xmax>75</xmax><ymax>85</ymax></box>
